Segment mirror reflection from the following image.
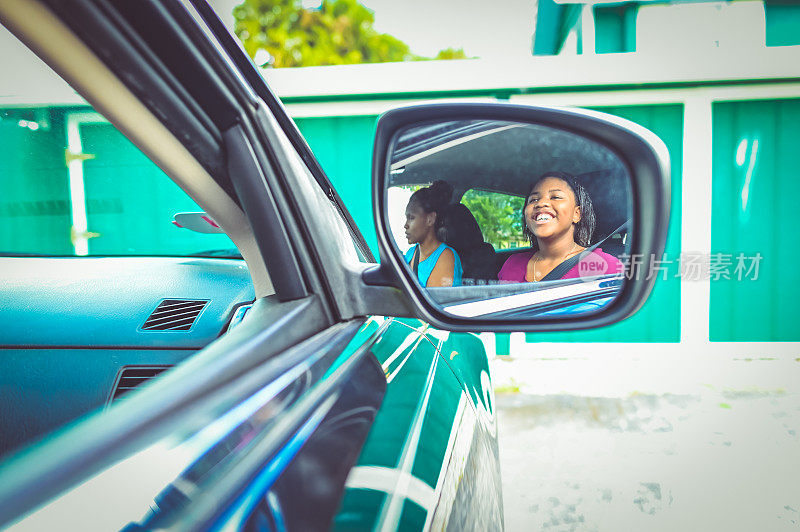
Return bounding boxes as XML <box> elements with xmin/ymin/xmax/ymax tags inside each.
<box><xmin>386</xmin><ymin>120</ymin><xmax>633</xmax><ymax>319</ymax></box>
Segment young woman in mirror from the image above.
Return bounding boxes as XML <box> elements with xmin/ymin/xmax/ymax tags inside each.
<box><xmin>404</xmin><ymin>180</ymin><xmax>463</xmax><ymax>287</ymax></box>
<box><xmin>498</xmin><ymin>172</ymin><xmax>622</xmax><ymax>283</ymax></box>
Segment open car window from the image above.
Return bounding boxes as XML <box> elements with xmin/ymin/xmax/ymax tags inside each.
<box><xmin>460</xmin><ymin>189</ymin><xmax>526</xmax><ymax>250</ymax></box>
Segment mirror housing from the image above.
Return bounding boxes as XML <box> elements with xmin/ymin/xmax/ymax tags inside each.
<box><xmin>367</xmin><ymin>103</ymin><xmax>670</xmax><ymax>332</ymax></box>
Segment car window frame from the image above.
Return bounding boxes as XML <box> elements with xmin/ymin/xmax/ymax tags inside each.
<box><xmin>176</xmin><ymin>0</ymin><xmax>375</xmax><ymax>320</ymax></box>
<box><xmin>190</xmin><ymin>0</ymin><xmax>375</xmax><ymax>264</ymax></box>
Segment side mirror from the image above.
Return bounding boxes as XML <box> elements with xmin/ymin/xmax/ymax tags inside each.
<box><xmin>369</xmin><ymin>103</ymin><xmax>670</xmax><ymax>332</ymax></box>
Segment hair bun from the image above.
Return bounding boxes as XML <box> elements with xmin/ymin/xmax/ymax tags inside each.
<box><xmin>428</xmin><ymin>180</ymin><xmax>453</xmax><ymax>208</ymax></box>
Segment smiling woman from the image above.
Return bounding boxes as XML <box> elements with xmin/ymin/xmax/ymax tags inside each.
<box><xmin>498</xmin><ymin>171</ymin><xmax>623</xmax><ymax>283</ymax></box>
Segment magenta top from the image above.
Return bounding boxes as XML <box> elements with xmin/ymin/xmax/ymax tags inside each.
<box><xmin>497</xmin><ymin>248</ymin><xmax>623</xmax><ymax>283</ymax></box>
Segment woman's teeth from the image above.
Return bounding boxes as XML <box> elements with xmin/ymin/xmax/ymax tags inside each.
<box><xmin>535</xmin><ymin>214</ymin><xmax>553</xmax><ymax>222</ymax></box>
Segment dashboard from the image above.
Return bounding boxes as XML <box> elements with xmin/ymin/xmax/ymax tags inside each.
<box><xmin>0</xmin><ymin>256</ymin><xmax>255</xmax><ymax>456</ymax></box>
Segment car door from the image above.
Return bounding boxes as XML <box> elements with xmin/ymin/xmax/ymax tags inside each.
<box><xmin>335</xmin><ymin>319</ymin><xmax>501</xmax><ymax>531</ymax></box>
<box><xmin>0</xmin><ymin>1</ymin><xmax>498</xmax><ymax>530</ymax></box>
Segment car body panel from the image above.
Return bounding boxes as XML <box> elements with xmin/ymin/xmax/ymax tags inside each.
<box><xmin>335</xmin><ymin>318</ymin><xmax>501</xmax><ymax>530</ymax></box>
<box><xmin>4</xmin><ymin>317</ymin><xmax>384</xmax><ymax>530</ymax></box>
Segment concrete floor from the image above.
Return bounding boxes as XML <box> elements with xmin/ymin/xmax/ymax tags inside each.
<box><xmin>494</xmin><ymin>355</ymin><xmax>800</xmax><ymax>531</ymax></box>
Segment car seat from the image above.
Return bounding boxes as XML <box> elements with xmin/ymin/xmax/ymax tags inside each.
<box><xmin>599</xmin><ymin>231</ymin><xmax>627</xmax><ymax>259</ymax></box>
<box><xmin>442</xmin><ymin>203</ymin><xmax>497</xmax><ymax>283</ymax></box>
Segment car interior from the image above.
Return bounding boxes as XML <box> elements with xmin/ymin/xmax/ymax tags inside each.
<box><xmin>390</xmin><ymin>121</ymin><xmax>631</xmax><ymax>285</ymax></box>
<box><xmin>396</xmin><ymin>185</ymin><xmax>629</xmax><ymax>287</ymax></box>
<box><xmin>440</xmin><ymin>202</ymin><xmax>498</xmax><ymax>282</ymax></box>
<box><xmin>442</xmin><ymin>186</ymin><xmax>628</xmax><ymax>285</ymax></box>
<box><xmin>0</xmin><ymin>256</ymin><xmax>255</xmax><ymax>457</ymax></box>
<box><xmin>0</xmin><ymin>2</ymin><xmax>270</xmax><ymax>458</ymax></box>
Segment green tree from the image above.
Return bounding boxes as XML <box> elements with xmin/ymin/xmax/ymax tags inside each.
<box><xmin>461</xmin><ymin>190</ymin><xmax>525</xmax><ymax>249</ymax></box>
<box><xmin>234</xmin><ymin>0</ymin><xmax>467</xmax><ymax>67</ymax></box>
<box><xmin>434</xmin><ymin>47</ymin><xmax>468</xmax><ymax>60</ymax></box>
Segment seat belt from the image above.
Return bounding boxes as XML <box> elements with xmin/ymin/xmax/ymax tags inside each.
<box><xmin>540</xmin><ymin>220</ymin><xmax>629</xmax><ymax>281</ymax></box>
<box><xmin>411</xmin><ymin>245</ymin><xmax>420</xmax><ymax>276</ymax></box>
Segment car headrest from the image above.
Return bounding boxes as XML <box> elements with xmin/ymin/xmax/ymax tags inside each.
<box><xmin>442</xmin><ymin>203</ymin><xmax>485</xmax><ymax>250</ymax></box>
<box><xmin>577</xmin><ymin>170</ymin><xmax>629</xmax><ymax>243</ymax></box>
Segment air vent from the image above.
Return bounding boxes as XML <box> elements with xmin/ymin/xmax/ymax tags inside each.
<box><xmin>141</xmin><ymin>299</ymin><xmax>208</xmax><ymax>331</ymax></box>
<box><xmin>108</xmin><ymin>365</ymin><xmax>172</xmax><ymax>404</ymax></box>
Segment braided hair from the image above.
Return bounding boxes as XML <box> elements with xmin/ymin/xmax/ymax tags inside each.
<box><xmin>521</xmin><ymin>171</ymin><xmax>596</xmax><ymax>250</ymax></box>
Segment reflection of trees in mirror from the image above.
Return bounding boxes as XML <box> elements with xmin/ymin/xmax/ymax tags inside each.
<box><xmin>461</xmin><ymin>190</ymin><xmax>527</xmax><ymax>250</ymax></box>
<box><xmin>398</xmin><ymin>184</ymin><xmax>425</xmax><ymax>194</ymax></box>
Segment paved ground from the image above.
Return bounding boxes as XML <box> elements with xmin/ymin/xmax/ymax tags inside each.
<box><xmin>493</xmin><ymin>355</ymin><xmax>800</xmax><ymax>531</ymax></box>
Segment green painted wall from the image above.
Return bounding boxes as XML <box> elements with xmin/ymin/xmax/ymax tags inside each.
<box><xmin>0</xmin><ymin>108</ymin><xmax>234</xmax><ymax>256</ymax></box>
<box><xmin>0</xmin><ymin>108</ymin><xmax>72</xmax><ymax>255</ymax></box>
<box><xmin>594</xmin><ymin>4</ymin><xmax>637</xmax><ymax>54</ymax></box>
<box><xmin>79</xmin><ymin>122</ymin><xmax>234</xmax><ymax>255</ymax></box>
<box><xmin>710</xmin><ymin>99</ymin><xmax>800</xmax><ymax>341</ymax></box>
<box><xmin>531</xmin><ymin>0</ymin><xmax>582</xmax><ymax>56</ymax></box>
<box><xmin>9</xmin><ymin>99</ymin><xmax>797</xmax><ymax>345</ymax></box>
<box><xmin>294</xmin><ymin>115</ymin><xmax>380</xmax><ymax>253</ymax></box>
<box><xmin>765</xmin><ymin>3</ymin><xmax>800</xmax><ymax>47</ymax></box>
<box><xmin>534</xmin><ymin>2</ymin><xmax>638</xmax><ymax>56</ymax></box>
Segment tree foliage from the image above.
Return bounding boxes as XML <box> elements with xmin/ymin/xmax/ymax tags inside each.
<box><xmin>434</xmin><ymin>47</ymin><xmax>468</xmax><ymax>60</ymax></box>
<box><xmin>234</xmin><ymin>0</ymin><xmax>467</xmax><ymax>67</ymax></box>
<box><xmin>460</xmin><ymin>190</ymin><xmax>526</xmax><ymax>248</ymax></box>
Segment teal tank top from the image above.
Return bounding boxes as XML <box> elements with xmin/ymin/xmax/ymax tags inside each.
<box><xmin>404</xmin><ymin>243</ymin><xmax>463</xmax><ymax>287</ymax></box>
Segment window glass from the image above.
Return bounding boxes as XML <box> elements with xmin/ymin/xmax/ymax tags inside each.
<box><xmin>460</xmin><ymin>189</ymin><xmax>527</xmax><ymax>250</ymax></box>
<box><xmin>0</xmin><ymin>52</ymin><xmax>237</xmax><ymax>257</ymax></box>
<box><xmin>388</xmin><ymin>184</ymin><xmax>424</xmax><ymax>255</ymax></box>
<box><xmin>270</xmin><ymin>109</ymin><xmax>369</xmax><ymax>264</ymax></box>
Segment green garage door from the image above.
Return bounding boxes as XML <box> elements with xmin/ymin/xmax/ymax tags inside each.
<box><xmin>0</xmin><ymin>107</ymin><xmax>72</xmax><ymax>255</ymax></box>
<box><xmin>79</xmin><ymin>119</ymin><xmax>233</xmax><ymax>256</ymax></box>
<box><xmin>0</xmin><ymin>107</ymin><xmax>235</xmax><ymax>257</ymax></box>
<box><xmin>711</xmin><ymin>99</ymin><xmax>800</xmax><ymax>341</ymax></box>
<box><xmin>294</xmin><ymin>115</ymin><xmax>379</xmax><ymax>254</ymax></box>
